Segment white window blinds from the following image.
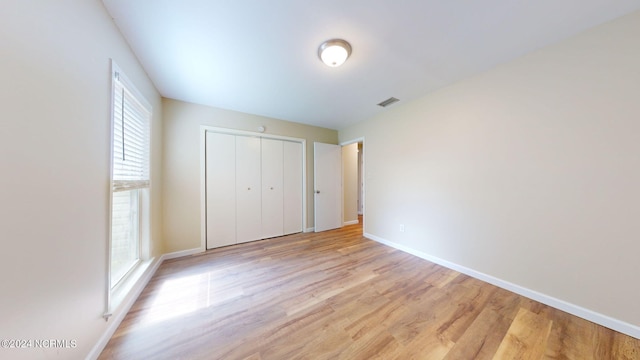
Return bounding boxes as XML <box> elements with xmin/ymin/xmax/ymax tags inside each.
<box><xmin>112</xmin><ymin>64</ymin><xmax>151</xmax><ymax>192</ymax></box>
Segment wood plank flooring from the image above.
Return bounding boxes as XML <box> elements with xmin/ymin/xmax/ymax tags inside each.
<box><xmin>99</xmin><ymin>221</ymin><xmax>640</xmax><ymax>359</ymax></box>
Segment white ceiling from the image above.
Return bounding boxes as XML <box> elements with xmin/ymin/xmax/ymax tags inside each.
<box><xmin>102</xmin><ymin>1</ymin><xmax>640</xmax><ymax>130</ymax></box>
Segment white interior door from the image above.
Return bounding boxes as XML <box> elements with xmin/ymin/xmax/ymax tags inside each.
<box><xmin>205</xmin><ymin>132</ymin><xmax>237</xmax><ymax>249</ymax></box>
<box><xmin>283</xmin><ymin>141</ymin><xmax>303</xmax><ymax>235</ymax></box>
<box><xmin>314</xmin><ymin>142</ymin><xmax>342</xmax><ymax>232</ymax></box>
<box><xmin>261</xmin><ymin>138</ymin><xmax>284</xmax><ymax>238</ymax></box>
<box><xmin>236</xmin><ymin>136</ymin><xmax>262</xmax><ymax>243</ymax></box>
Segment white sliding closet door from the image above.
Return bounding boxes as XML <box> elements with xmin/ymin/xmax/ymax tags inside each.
<box><xmin>261</xmin><ymin>139</ymin><xmax>284</xmax><ymax>238</ymax></box>
<box><xmin>283</xmin><ymin>141</ymin><xmax>303</xmax><ymax>235</ymax></box>
<box><xmin>236</xmin><ymin>136</ymin><xmax>262</xmax><ymax>243</ymax></box>
<box><xmin>206</xmin><ymin>132</ymin><xmax>236</xmax><ymax>249</ymax></box>
<box><xmin>205</xmin><ymin>129</ymin><xmax>305</xmax><ymax>249</ymax></box>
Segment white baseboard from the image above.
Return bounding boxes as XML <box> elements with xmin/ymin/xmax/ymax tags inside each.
<box><xmin>86</xmin><ymin>248</ymin><xmax>204</xmax><ymax>359</ymax></box>
<box><xmin>305</xmin><ymin>227</ymin><xmax>315</xmax><ymax>233</ymax></box>
<box><xmin>163</xmin><ymin>247</ymin><xmax>204</xmax><ymax>260</ymax></box>
<box><xmin>343</xmin><ymin>220</ymin><xmax>359</xmax><ymax>226</ymax></box>
<box><xmin>87</xmin><ymin>257</ymin><xmax>162</xmax><ymax>360</ymax></box>
<box><xmin>364</xmin><ymin>232</ymin><xmax>640</xmax><ymax>340</ymax></box>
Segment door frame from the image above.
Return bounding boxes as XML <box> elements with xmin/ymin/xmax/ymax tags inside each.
<box><xmin>199</xmin><ymin>126</ymin><xmax>307</xmax><ymax>252</ymax></box>
<box><xmin>340</xmin><ymin>137</ymin><xmax>365</xmax><ymax>232</ymax></box>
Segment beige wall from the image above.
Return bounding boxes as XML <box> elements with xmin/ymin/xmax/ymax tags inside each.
<box><xmin>162</xmin><ymin>99</ymin><xmax>338</xmax><ymax>253</ymax></box>
<box><xmin>340</xmin><ymin>11</ymin><xmax>640</xmax><ymax>331</ymax></box>
<box><xmin>342</xmin><ymin>143</ymin><xmax>359</xmax><ymax>224</ymax></box>
<box><xmin>0</xmin><ymin>1</ymin><xmax>163</xmax><ymax>359</ymax></box>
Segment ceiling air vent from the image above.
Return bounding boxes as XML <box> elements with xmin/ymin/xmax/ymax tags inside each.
<box><xmin>377</xmin><ymin>97</ymin><xmax>400</xmax><ymax>108</ymax></box>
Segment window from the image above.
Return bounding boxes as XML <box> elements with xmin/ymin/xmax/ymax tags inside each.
<box><xmin>110</xmin><ymin>190</ymin><xmax>140</xmax><ymax>284</ymax></box>
<box><xmin>110</xmin><ymin>62</ymin><xmax>151</xmax><ymax>288</ymax></box>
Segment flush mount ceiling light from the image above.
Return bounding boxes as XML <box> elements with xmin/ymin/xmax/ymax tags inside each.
<box><xmin>318</xmin><ymin>39</ymin><xmax>352</xmax><ymax>67</ymax></box>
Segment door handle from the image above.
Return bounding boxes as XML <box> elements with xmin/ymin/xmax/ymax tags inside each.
<box><xmin>315</xmin><ymin>190</ymin><xmax>320</xmax><ymax>194</ymax></box>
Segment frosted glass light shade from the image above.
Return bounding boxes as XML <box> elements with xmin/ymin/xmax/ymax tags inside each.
<box><xmin>318</xmin><ymin>39</ymin><xmax>352</xmax><ymax>67</ymax></box>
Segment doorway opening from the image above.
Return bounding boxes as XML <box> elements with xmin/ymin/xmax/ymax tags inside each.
<box><xmin>341</xmin><ymin>138</ymin><xmax>364</xmax><ymax>235</ymax></box>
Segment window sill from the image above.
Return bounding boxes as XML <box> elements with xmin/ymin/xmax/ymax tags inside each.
<box><xmin>106</xmin><ymin>258</ymin><xmax>155</xmax><ymax>319</ymax></box>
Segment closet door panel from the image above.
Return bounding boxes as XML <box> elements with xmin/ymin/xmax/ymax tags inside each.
<box><xmin>206</xmin><ymin>132</ymin><xmax>236</xmax><ymax>249</ymax></box>
<box><xmin>283</xmin><ymin>141</ymin><xmax>303</xmax><ymax>235</ymax></box>
<box><xmin>261</xmin><ymin>138</ymin><xmax>284</xmax><ymax>238</ymax></box>
<box><xmin>236</xmin><ymin>136</ymin><xmax>262</xmax><ymax>243</ymax></box>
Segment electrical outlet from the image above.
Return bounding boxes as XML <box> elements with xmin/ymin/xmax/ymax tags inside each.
<box><xmin>399</xmin><ymin>224</ymin><xmax>405</xmax><ymax>232</ymax></box>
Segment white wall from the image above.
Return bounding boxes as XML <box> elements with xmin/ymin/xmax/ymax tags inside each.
<box><xmin>162</xmin><ymin>99</ymin><xmax>338</xmax><ymax>253</ymax></box>
<box><xmin>342</xmin><ymin>143</ymin><xmax>359</xmax><ymax>224</ymax></box>
<box><xmin>0</xmin><ymin>1</ymin><xmax>163</xmax><ymax>359</ymax></box>
<box><xmin>340</xmin><ymin>11</ymin><xmax>640</xmax><ymax>335</ymax></box>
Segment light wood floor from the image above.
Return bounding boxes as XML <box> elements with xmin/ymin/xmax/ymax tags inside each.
<box><xmin>99</xmin><ymin>221</ymin><xmax>640</xmax><ymax>359</ymax></box>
